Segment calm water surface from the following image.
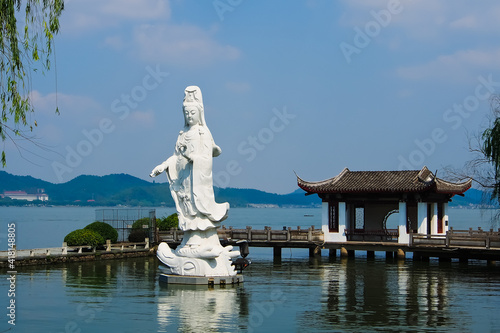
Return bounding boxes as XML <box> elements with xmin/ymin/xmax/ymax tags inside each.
<box><xmin>0</xmin><ymin>207</ymin><xmax>499</xmax><ymax>332</ymax></box>
<box><xmin>0</xmin><ymin>206</ymin><xmax>499</xmax><ymax>249</ymax></box>
<box><xmin>1</xmin><ymin>256</ymin><xmax>499</xmax><ymax>332</ymax></box>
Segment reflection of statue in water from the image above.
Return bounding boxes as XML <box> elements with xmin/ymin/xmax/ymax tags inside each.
<box><xmin>150</xmin><ymin>86</ymin><xmax>239</xmax><ymax>277</ymax></box>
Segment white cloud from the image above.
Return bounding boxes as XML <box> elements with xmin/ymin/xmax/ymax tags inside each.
<box><xmin>103</xmin><ymin>35</ymin><xmax>126</xmax><ymax>50</ymax></box>
<box><xmin>339</xmin><ymin>1</ymin><xmax>500</xmax><ymax>40</ymax></box>
<box><xmin>99</xmin><ymin>0</ymin><xmax>170</xmax><ymax>20</ymax></box>
<box><xmin>132</xmin><ymin>24</ymin><xmax>241</xmax><ymax>66</ymax></box>
<box><xmin>25</xmin><ymin>91</ymin><xmax>105</xmax><ymax>147</ymax></box>
<box><xmin>129</xmin><ymin>111</ymin><xmax>155</xmax><ymax>128</ymax></box>
<box><xmin>225</xmin><ymin>81</ymin><xmax>251</xmax><ymax>93</ymax></box>
<box><xmin>449</xmin><ymin>15</ymin><xmax>477</xmax><ymax>29</ymax></box>
<box><xmin>60</xmin><ymin>1</ymin><xmax>240</xmax><ymax>67</ymax></box>
<box><xmin>61</xmin><ymin>0</ymin><xmax>171</xmax><ymax>34</ymax></box>
<box><xmin>397</xmin><ymin>49</ymin><xmax>500</xmax><ymax>82</ymax></box>
<box><xmin>30</xmin><ymin>91</ymin><xmax>101</xmax><ymax>116</ymax></box>
<box><xmin>448</xmin><ymin>6</ymin><xmax>500</xmax><ymax>32</ymax></box>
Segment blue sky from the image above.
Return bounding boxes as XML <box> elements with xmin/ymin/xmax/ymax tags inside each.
<box><xmin>3</xmin><ymin>0</ymin><xmax>500</xmax><ymax>194</ymax></box>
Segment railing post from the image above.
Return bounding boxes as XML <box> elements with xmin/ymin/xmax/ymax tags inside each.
<box><xmin>445</xmin><ymin>232</ymin><xmax>450</xmax><ymax>248</ymax></box>
<box><xmin>62</xmin><ymin>242</ymin><xmax>68</xmax><ymax>255</ymax></box>
<box><xmin>267</xmin><ymin>226</ymin><xmax>271</xmax><ymax>241</ymax></box>
<box><xmin>246</xmin><ymin>226</ymin><xmax>252</xmax><ymax>241</ymax></box>
<box><xmin>287</xmin><ymin>227</ymin><xmax>291</xmax><ymax>241</ymax></box>
<box><xmin>308</xmin><ymin>227</ymin><xmax>312</xmax><ymax>242</ymax></box>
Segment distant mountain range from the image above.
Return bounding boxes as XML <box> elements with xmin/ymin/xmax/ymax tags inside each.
<box><xmin>0</xmin><ymin>171</ymin><xmax>320</xmax><ymax>207</ymax></box>
<box><xmin>0</xmin><ymin>171</ymin><xmax>494</xmax><ymax>208</ymax></box>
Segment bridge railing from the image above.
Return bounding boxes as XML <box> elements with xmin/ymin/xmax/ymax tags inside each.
<box><xmin>158</xmin><ymin>226</ymin><xmax>324</xmax><ymax>243</ymax></box>
<box><xmin>410</xmin><ymin>227</ymin><xmax>500</xmax><ymax>249</ymax></box>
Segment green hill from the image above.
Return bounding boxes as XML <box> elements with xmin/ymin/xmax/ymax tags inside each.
<box><xmin>0</xmin><ymin>171</ymin><xmax>52</xmax><ymax>193</ymax></box>
<box><xmin>0</xmin><ymin>171</ymin><xmax>491</xmax><ymax>208</ymax></box>
<box><xmin>0</xmin><ymin>171</ymin><xmax>319</xmax><ymax>207</ymax></box>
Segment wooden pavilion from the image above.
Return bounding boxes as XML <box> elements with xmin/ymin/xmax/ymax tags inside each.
<box><xmin>297</xmin><ymin>166</ymin><xmax>472</xmax><ymax>245</ymax></box>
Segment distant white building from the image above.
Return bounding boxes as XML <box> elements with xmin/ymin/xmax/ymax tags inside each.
<box><xmin>1</xmin><ymin>189</ymin><xmax>49</xmax><ymax>201</ymax></box>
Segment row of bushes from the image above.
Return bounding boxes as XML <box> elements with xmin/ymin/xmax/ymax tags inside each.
<box><xmin>64</xmin><ymin>221</ymin><xmax>118</xmax><ymax>246</ymax></box>
<box><xmin>127</xmin><ymin>214</ymin><xmax>179</xmax><ymax>242</ymax></box>
<box><xmin>64</xmin><ymin>213</ymin><xmax>179</xmax><ymax>246</ymax></box>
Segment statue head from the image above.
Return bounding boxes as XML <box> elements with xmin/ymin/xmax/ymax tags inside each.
<box><xmin>183</xmin><ymin>86</ymin><xmax>205</xmax><ymax>128</ymax></box>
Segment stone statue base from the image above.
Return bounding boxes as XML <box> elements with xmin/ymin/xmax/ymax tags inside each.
<box><xmin>159</xmin><ymin>273</ymin><xmax>244</xmax><ymax>285</ymax></box>
<box><xmin>157</xmin><ymin>242</ymin><xmax>240</xmax><ymax>277</ymax></box>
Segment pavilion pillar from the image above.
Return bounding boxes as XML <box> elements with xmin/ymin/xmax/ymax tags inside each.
<box><xmin>309</xmin><ymin>246</ymin><xmax>321</xmax><ymax>258</ymax></box>
<box><xmin>443</xmin><ymin>202</ymin><xmax>450</xmax><ymax>233</ymax></box>
<box><xmin>397</xmin><ymin>248</ymin><xmax>406</xmax><ymax>260</ymax></box>
<box><xmin>417</xmin><ymin>202</ymin><xmax>428</xmax><ymax>234</ymax></box>
<box><xmin>398</xmin><ymin>201</ymin><xmax>409</xmax><ymax>244</ymax></box>
<box><xmin>273</xmin><ymin>247</ymin><xmax>281</xmax><ymax>259</ymax></box>
<box><xmin>337</xmin><ymin>202</ymin><xmax>347</xmax><ymax>242</ymax></box>
<box><xmin>430</xmin><ymin>203</ymin><xmax>438</xmax><ymax>235</ymax></box>
<box><xmin>321</xmin><ymin>201</ymin><xmax>329</xmax><ymax>239</ymax></box>
<box><xmin>322</xmin><ymin>201</ymin><xmax>347</xmax><ymax>243</ymax></box>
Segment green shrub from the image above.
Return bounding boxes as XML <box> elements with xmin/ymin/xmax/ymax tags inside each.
<box><xmin>157</xmin><ymin>213</ymin><xmax>179</xmax><ymax>231</ymax></box>
<box><xmin>131</xmin><ymin>217</ymin><xmax>151</xmax><ymax>230</ymax></box>
<box><xmin>64</xmin><ymin>229</ymin><xmax>105</xmax><ymax>247</ymax></box>
<box><xmin>84</xmin><ymin>221</ymin><xmax>118</xmax><ymax>243</ymax></box>
<box><xmin>128</xmin><ymin>229</ymin><xmax>148</xmax><ymax>242</ymax></box>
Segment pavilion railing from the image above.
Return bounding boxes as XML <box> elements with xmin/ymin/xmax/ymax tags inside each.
<box><xmin>158</xmin><ymin>226</ymin><xmax>324</xmax><ymax>244</ymax></box>
<box><xmin>410</xmin><ymin>227</ymin><xmax>500</xmax><ymax>249</ymax></box>
<box><xmin>344</xmin><ymin>229</ymin><xmax>399</xmax><ymax>242</ymax></box>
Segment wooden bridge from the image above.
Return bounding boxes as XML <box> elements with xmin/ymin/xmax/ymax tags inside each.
<box><xmin>410</xmin><ymin>227</ymin><xmax>500</xmax><ymax>262</ymax></box>
<box><xmin>158</xmin><ymin>226</ymin><xmax>500</xmax><ymax>262</ymax></box>
<box><xmin>159</xmin><ymin>225</ymin><xmax>324</xmax><ymax>257</ymax></box>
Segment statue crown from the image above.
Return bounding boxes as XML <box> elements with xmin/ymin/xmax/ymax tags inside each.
<box><xmin>183</xmin><ymin>86</ymin><xmax>203</xmax><ymax>108</ymax></box>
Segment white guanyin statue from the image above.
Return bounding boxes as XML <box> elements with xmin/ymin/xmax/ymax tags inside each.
<box><xmin>150</xmin><ymin>86</ymin><xmax>240</xmax><ymax>277</ymax></box>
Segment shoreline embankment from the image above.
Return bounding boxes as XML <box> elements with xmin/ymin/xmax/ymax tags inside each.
<box><xmin>0</xmin><ymin>243</ymin><xmax>157</xmax><ymax>268</ymax></box>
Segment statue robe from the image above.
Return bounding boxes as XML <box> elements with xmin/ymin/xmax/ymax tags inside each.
<box><xmin>164</xmin><ymin>124</ymin><xmax>229</xmax><ymax>231</ymax></box>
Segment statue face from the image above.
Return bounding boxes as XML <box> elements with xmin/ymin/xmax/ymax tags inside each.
<box><xmin>184</xmin><ymin>106</ymin><xmax>200</xmax><ymax>126</ymax></box>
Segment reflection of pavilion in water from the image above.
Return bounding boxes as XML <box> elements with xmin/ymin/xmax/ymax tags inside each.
<box><xmin>298</xmin><ymin>259</ymin><xmax>450</xmax><ymax>330</ymax></box>
<box><xmin>157</xmin><ymin>284</ymin><xmax>248</xmax><ymax>332</ymax></box>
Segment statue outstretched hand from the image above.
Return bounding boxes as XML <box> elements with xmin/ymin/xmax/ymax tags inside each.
<box><xmin>150</xmin><ymin>163</ymin><xmax>166</xmax><ymax>178</ymax></box>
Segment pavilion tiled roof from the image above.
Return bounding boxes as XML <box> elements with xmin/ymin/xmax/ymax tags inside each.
<box><xmin>296</xmin><ymin>166</ymin><xmax>472</xmax><ymax>195</ymax></box>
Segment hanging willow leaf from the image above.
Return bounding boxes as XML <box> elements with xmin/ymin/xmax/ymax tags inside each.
<box><xmin>481</xmin><ymin>100</ymin><xmax>500</xmax><ymax>203</ymax></box>
<box><xmin>0</xmin><ymin>0</ymin><xmax>64</xmax><ymax>167</ymax></box>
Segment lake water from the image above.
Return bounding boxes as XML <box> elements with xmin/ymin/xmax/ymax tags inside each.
<box><xmin>1</xmin><ymin>206</ymin><xmax>499</xmax><ymax>250</ymax></box>
<box><xmin>1</xmin><ymin>207</ymin><xmax>500</xmax><ymax>332</ymax></box>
